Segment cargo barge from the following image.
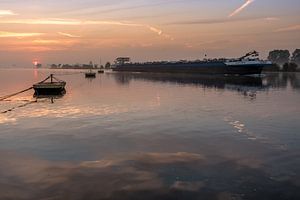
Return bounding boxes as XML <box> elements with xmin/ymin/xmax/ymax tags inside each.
<box><xmin>113</xmin><ymin>51</ymin><xmax>273</xmax><ymax>75</ymax></box>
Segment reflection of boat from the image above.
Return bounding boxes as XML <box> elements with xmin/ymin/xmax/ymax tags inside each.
<box><xmin>113</xmin><ymin>51</ymin><xmax>273</xmax><ymax>75</ymax></box>
<box><xmin>33</xmin><ymin>74</ymin><xmax>66</xmax><ymax>96</ymax></box>
<box><xmin>34</xmin><ymin>93</ymin><xmax>66</xmax><ymax>99</ymax></box>
<box><xmin>34</xmin><ymin>93</ymin><xmax>65</xmax><ymax>103</ymax></box>
<box><xmin>85</xmin><ymin>69</ymin><xmax>96</xmax><ymax>78</ymax></box>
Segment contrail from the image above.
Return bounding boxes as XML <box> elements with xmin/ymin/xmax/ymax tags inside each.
<box><xmin>229</xmin><ymin>0</ymin><xmax>255</xmax><ymax>18</ymax></box>
<box><xmin>58</xmin><ymin>32</ymin><xmax>81</xmax><ymax>38</ymax></box>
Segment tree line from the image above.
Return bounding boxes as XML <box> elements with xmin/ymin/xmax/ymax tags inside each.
<box><xmin>266</xmin><ymin>49</ymin><xmax>300</xmax><ymax>72</ymax></box>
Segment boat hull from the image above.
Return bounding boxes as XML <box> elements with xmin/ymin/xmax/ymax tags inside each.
<box><xmin>113</xmin><ymin>62</ymin><xmax>266</xmax><ymax>75</ymax></box>
<box><xmin>85</xmin><ymin>73</ymin><xmax>96</xmax><ymax>78</ymax></box>
<box><xmin>33</xmin><ymin>82</ymin><xmax>66</xmax><ymax>95</ymax></box>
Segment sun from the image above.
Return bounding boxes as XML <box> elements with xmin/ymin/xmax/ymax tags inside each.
<box><xmin>33</xmin><ymin>60</ymin><xmax>39</xmax><ymax>66</ymax></box>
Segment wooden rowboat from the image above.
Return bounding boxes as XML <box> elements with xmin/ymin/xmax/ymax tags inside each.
<box><xmin>33</xmin><ymin>74</ymin><xmax>66</xmax><ymax>96</ymax></box>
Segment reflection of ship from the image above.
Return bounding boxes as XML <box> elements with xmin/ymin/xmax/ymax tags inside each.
<box><xmin>113</xmin><ymin>51</ymin><xmax>272</xmax><ymax>75</ymax></box>
<box><xmin>33</xmin><ymin>74</ymin><xmax>66</xmax><ymax>96</ymax></box>
<box><xmin>112</xmin><ymin>72</ymin><xmax>263</xmax><ymax>87</ymax></box>
<box><xmin>111</xmin><ymin>72</ymin><xmax>266</xmax><ymax>99</ymax></box>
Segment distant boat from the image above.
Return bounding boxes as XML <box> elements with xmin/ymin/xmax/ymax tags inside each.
<box><xmin>85</xmin><ymin>69</ymin><xmax>96</xmax><ymax>78</ymax></box>
<box><xmin>98</xmin><ymin>70</ymin><xmax>104</xmax><ymax>74</ymax></box>
<box><xmin>113</xmin><ymin>51</ymin><xmax>273</xmax><ymax>75</ymax></box>
<box><xmin>33</xmin><ymin>74</ymin><xmax>66</xmax><ymax>96</ymax></box>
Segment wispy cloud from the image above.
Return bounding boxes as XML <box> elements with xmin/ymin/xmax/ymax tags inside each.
<box><xmin>1</xmin><ymin>18</ymin><xmax>81</xmax><ymax>25</ymax></box>
<box><xmin>275</xmin><ymin>24</ymin><xmax>300</xmax><ymax>32</ymax></box>
<box><xmin>0</xmin><ymin>10</ymin><xmax>17</xmax><ymax>16</ymax></box>
<box><xmin>58</xmin><ymin>32</ymin><xmax>81</xmax><ymax>38</ymax></box>
<box><xmin>0</xmin><ymin>18</ymin><xmax>173</xmax><ymax>40</ymax></box>
<box><xmin>264</xmin><ymin>17</ymin><xmax>280</xmax><ymax>21</ymax></box>
<box><xmin>33</xmin><ymin>39</ymin><xmax>61</xmax><ymax>44</ymax></box>
<box><xmin>229</xmin><ymin>0</ymin><xmax>255</xmax><ymax>18</ymax></box>
<box><xmin>0</xmin><ymin>31</ymin><xmax>43</xmax><ymax>38</ymax></box>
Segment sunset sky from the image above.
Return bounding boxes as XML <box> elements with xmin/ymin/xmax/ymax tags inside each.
<box><xmin>0</xmin><ymin>0</ymin><xmax>299</xmax><ymax>67</ymax></box>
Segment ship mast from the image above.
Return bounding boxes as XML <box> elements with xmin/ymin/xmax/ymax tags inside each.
<box><xmin>238</xmin><ymin>51</ymin><xmax>259</xmax><ymax>61</ymax></box>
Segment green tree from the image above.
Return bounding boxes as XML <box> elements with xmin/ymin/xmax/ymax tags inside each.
<box><xmin>105</xmin><ymin>62</ymin><xmax>111</xmax><ymax>69</ymax></box>
<box><xmin>263</xmin><ymin>63</ymin><xmax>280</xmax><ymax>72</ymax></box>
<box><xmin>291</xmin><ymin>49</ymin><xmax>300</xmax><ymax>65</ymax></box>
<box><xmin>282</xmin><ymin>62</ymin><xmax>298</xmax><ymax>72</ymax></box>
<box><xmin>268</xmin><ymin>50</ymin><xmax>290</xmax><ymax>66</ymax></box>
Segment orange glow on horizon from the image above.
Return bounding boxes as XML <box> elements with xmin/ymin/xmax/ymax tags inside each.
<box><xmin>33</xmin><ymin>60</ymin><xmax>39</xmax><ymax>66</ymax></box>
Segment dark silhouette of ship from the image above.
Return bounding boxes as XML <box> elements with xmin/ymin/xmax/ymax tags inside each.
<box><xmin>113</xmin><ymin>51</ymin><xmax>273</xmax><ymax>75</ymax></box>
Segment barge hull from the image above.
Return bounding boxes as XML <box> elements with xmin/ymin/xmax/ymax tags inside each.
<box><xmin>113</xmin><ymin>63</ymin><xmax>264</xmax><ymax>75</ymax></box>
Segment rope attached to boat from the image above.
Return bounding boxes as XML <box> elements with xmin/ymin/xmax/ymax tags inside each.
<box><xmin>1</xmin><ymin>99</ymin><xmax>37</xmax><ymax>114</ymax></box>
<box><xmin>0</xmin><ymin>86</ymin><xmax>33</xmax><ymax>101</ymax></box>
<box><xmin>0</xmin><ymin>74</ymin><xmax>66</xmax><ymax>102</ymax></box>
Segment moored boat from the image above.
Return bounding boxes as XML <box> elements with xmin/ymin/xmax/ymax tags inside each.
<box><xmin>33</xmin><ymin>74</ymin><xmax>66</xmax><ymax>96</ymax></box>
<box><xmin>85</xmin><ymin>69</ymin><xmax>96</xmax><ymax>78</ymax></box>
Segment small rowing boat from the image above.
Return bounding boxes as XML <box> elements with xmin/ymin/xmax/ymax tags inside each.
<box><xmin>33</xmin><ymin>74</ymin><xmax>66</xmax><ymax>96</ymax></box>
<box><xmin>85</xmin><ymin>69</ymin><xmax>96</xmax><ymax>78</ymax></box>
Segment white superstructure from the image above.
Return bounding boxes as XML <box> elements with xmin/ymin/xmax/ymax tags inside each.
<box><xmin>225</xmin><ymin>51</ymin><xmax>272</xmax><ymax>66</ymax></box>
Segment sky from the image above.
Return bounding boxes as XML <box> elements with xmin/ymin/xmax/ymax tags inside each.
<box><xmin>0</xmin><ymin>0</ymin><xmax>299</xmax><ymax>67</ymax></box>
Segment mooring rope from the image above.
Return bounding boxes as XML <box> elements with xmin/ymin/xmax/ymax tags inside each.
<box><xmin>0</xmin><ymin>72</ymin><xmax>72</xmax><ymax>102</ymax></box>
<box><xmin>1</xmin><ymin>100</ymin><xmax>37</xmax><ymax>114</ymax></box>
<box><xmin>0</xmin><ymin>87</ymin><xmax>33</xmax><ymax>101</ymax></box>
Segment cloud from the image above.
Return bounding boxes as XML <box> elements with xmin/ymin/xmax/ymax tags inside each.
<box><xmin>4</xmin><ymin>46</ymin><xmax>68</xmax><ymax>52</ymax></box>
<box><xmin>33</xmin><ymin>39</ymin><xmax>62</xmax><ymax>44</ymax></box>
<box><xmin>0</xmin><ymin>10</ymin><xmax>17</xmax><ymax>16</ymax></box>
<box><xmin>229</xmin><ymin>0</ymin><xmax>255</xmax><ymax>18</ymax></box>
<box><xmin>0</xmin><ymin>31</ymin><xmax>43</xmax><ymax>38</ymax></box>
<box><xmin>58</xmin><ymin>32</ymin><xmax>81</xmax><ymax>38</ymax></box>
<box><xmin>274</xmin><ymin>24</ymin><xmax>300</xmax><ymax>32</ymax></box>
<box><xmin>0</xmin><ymin>18</ymin><xmax>173</xmax><ymax>40</ymax></box>
<box><xmin>1</xmin><ymin>18</ymin><xmax>81</xmax><ymax>25</ymax></box>
<box><xmin>264</xmin><ymin>17</ymin><xmax>280</xmax><ymax>21</ymax></box>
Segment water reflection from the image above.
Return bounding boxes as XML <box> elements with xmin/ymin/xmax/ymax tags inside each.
<box><xmin>0</xmin><ymin>151</ymin><xmax>299</xmax><ymax>200</ymax></box>
<box><xmin>111</xmin><ymin>73</ymin><xmax>267</xmax><ymax>99</ymax></box>
<box><xmin>263</xmin><ymin>73</ymin><xmax>300</xmax><ymax>89</ymax></box>
<box><xmin>34</xmin><ymin>90</ymin><xmax>66</xmax><ymax>104</ymax></box>
<box><xmin>113</xmin><ymin>72</ymin><xmax>300</xmax><ymax>89</ymax></box>
<box><xmin>111</xmin><ymin>73</ymin><xmax>263</xmax><ymax>88</ymax></box>
<box><xmin>111</xmin><ymin>72</ymin><xmax>300</xmax><ymax>98</ymax></box>
<box><xmin>1</xmin><ymin>70</ymin><xmax>300</xmax><ymax>200</ymax></box>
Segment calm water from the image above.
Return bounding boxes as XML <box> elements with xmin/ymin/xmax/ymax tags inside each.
<box><xmin>0</xmin><ymin>69</ymin><xmax>300</xmax><ymax>200</ymax></box>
